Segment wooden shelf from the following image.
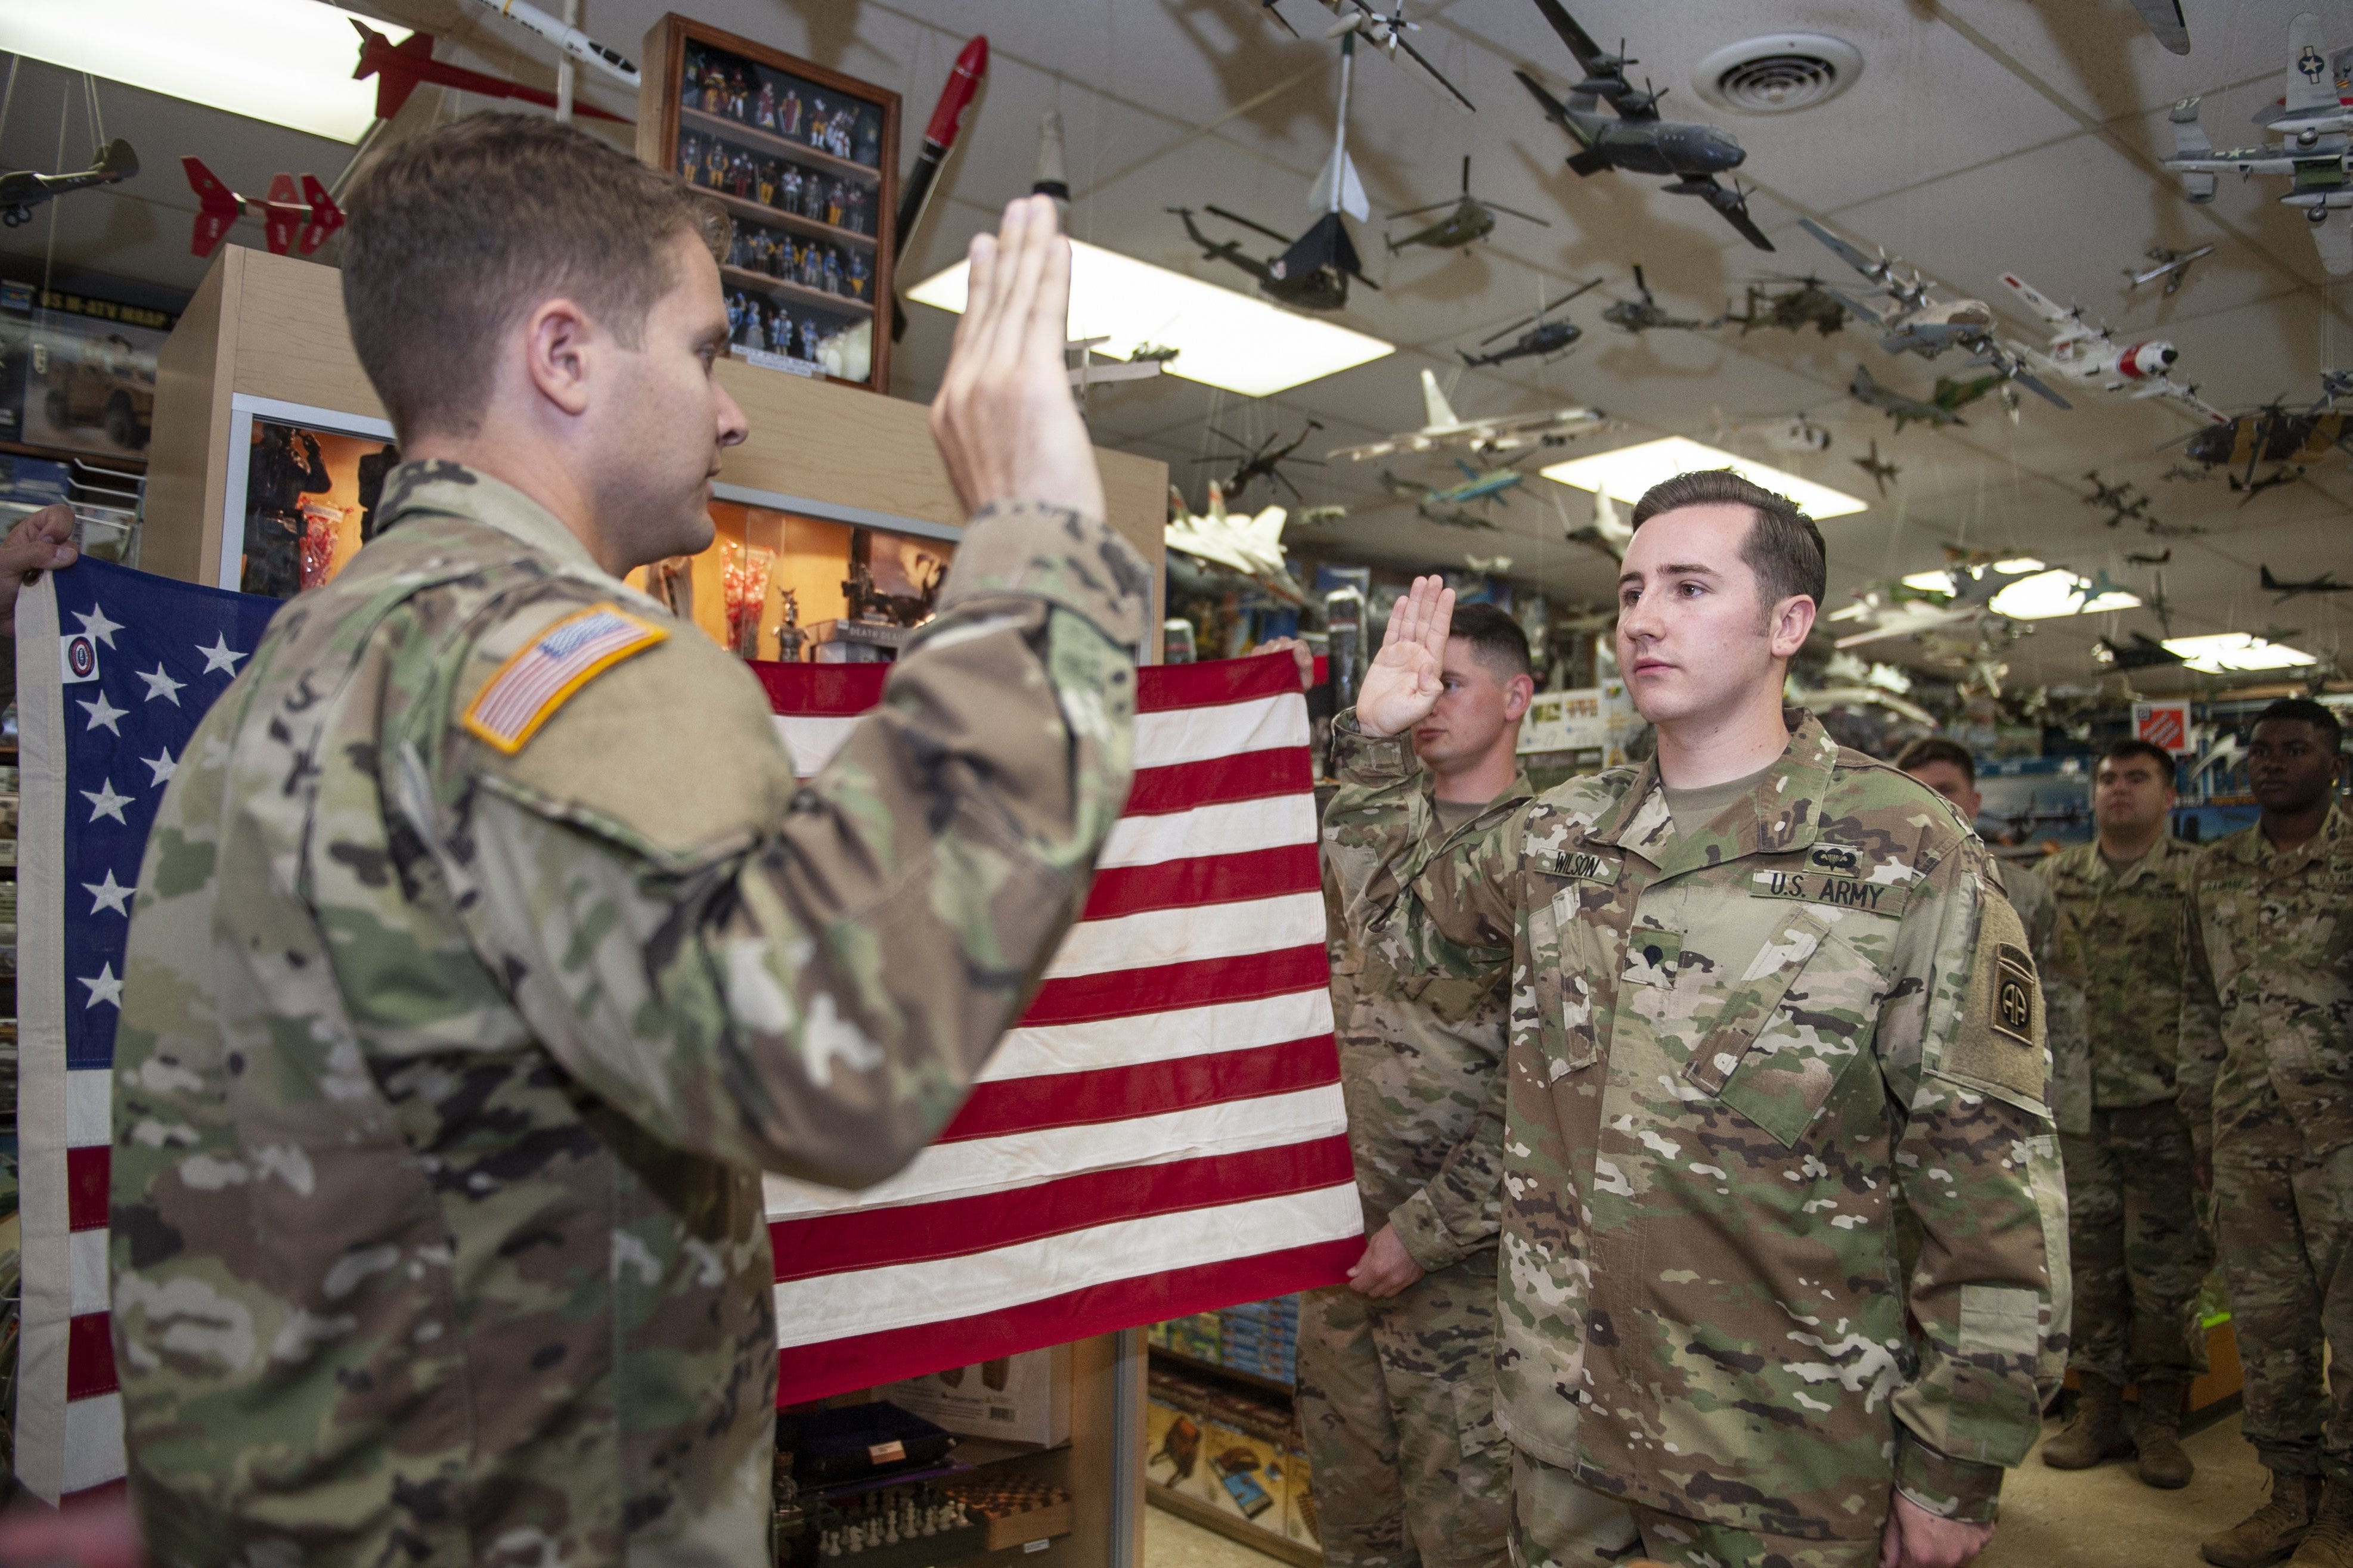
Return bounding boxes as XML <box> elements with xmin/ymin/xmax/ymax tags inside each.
<box><xmin>709</xmin><ymin>188</ymin><xmax>878</xmax><ymax>253</ymax></box>
<box><xmin>1148</xmin><ymin>1345</ymin><xmax>1295</xmax><ymax>1399</ymax></box>
<box><xmin>682</xmin><ymin>106</ymin><xmax>880</xmax><ymax>185</ymax></box>
<box><xmin>721</xmin><ymin>265</ymin><xmax>875</xmax><ymax>318</ymax></box>
<box><xmin>1148</xmin><ymin>1483</ymin><xmax>1320</xmax><ymax>1567</ymax></box>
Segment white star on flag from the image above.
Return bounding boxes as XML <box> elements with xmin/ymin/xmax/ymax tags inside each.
<box><xmin>79</xmin><ymin>962</ymin><xmax>123</xmax><ymax>1010</ymax></box>
<box><xmin>137</xmin><ymin>663</ymin><xmax>185</xmax><ymax>705</ymax></box>
<box><xmin>80</xmin><ymin>778</ymin><xmax>131</xmax><ymax>824</ymax></box>
<box><xmin>196</xmin><ymin>633</ymin><xmax>246</xmax><ymax>676</ymax></box>
<box><xmin>83</xmin><ymin>870</ymin><xmax>134</xmax><ymax>917</ymax></box>
<box><xmin>142</xmin><ymin>750</ymin><xmax>178</xmax><ymax>787</ymax></box>
<box><xmin>78</xmin><ymin>691</ymin><xmax>126</xmax><ymax>735</ymax></box>
<box><xmin>72</xmin><ymin>603</ymin><xmax>123</xmax><ymax>648</ymax></box>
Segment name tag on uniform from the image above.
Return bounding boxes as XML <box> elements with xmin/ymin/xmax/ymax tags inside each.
<box><xmin>1751</xmin><ymin>867</ymin><xmax>1910</xmax><ymax>917</ymax></box>
<box><xmin>1534</xmin><ymin>849</ymin><xmax>1620</xmax><ymax>885</ymax></box>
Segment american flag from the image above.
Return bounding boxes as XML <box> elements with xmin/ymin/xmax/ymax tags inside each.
<box><xmin>15</xmin><ymin>560</ymin><xmax>282</xmax><ymax>1502</ymax></box>
<box><xmin>14</xmin><ymin>561</ymin><xmax>1358</xmax><ymax>1498</ymax></box>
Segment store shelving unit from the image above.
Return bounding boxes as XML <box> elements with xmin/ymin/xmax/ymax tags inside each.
<box><xmin>1145</xmin><ymin>1300</ymin><xmax>1321</xmax><ymax>1564</ymax></box>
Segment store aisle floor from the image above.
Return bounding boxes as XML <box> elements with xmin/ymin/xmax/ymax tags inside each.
<box><xmin>1143</xmin><ymin>1406</ymin><xmax>2269</xmax><ymax>1567</ymax></box>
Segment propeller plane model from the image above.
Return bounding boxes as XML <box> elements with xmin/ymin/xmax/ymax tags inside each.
<box><xmin>2165</xmin><ymin>13</ymin><xmax>2353</xmax><ymax>275</ymax></box>
<box><xmin>0</xmin><ymin>138</ymin><xmax>137</xmax><ymax>229</ymax></box>
<box><xmin>1997</xmin><ymin>271</ymin><xmax>2220</xmax><ymax>420</ymax></box>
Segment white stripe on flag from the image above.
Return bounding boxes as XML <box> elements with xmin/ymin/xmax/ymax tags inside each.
<box><xmin>69</xmin><ymin>1228</ymin><xmax>108</xmax><ymax>1318</ymax></box>
<box><xmin>774</xmin><ymin>691</ymin><xmax>1307</xmax><ymax>781</ymax></box>
<box><xmin>1041</xmin><ymin>891</ymin><xmax>1324</xmax><ymax>980</ymax></box>
<box><xmin>1099</xmin><ymin>795</ymin><xmax>1317</xmax><ymax>870</ymax></box>
<box><xmin>772</xmin><ymin>1182</ymin><xmax>1363</xmax><ymax>1347</ymax></box>
<box><xmin>775</xmin><ymin>714</ymin><xmax>859</xmax><ymax>777</ymax></box>
<box><xmin>764</xmin><ymin>1082</ymin><xmax>1347</xmax><ymax>1219</ymax></box>
<box><xmin>977</xmin><ymin>989</ymin><xmax>1335</xmax><ymax>1084</ymax></box>
<box><xmin>66</xmin><ymin>1067</ymin><xmax>109</xmax><ymax>1148</ymax></box>
<box><xmin>61</xmin><ymin>1392</ymin><xmax>126</xmax><ymax>1496</ymax></box>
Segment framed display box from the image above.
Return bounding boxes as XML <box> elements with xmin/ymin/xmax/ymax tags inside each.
<box><xmin>637</xmin><ymin>15</ymin><xmax>898</xmax><ymax>393</ymax></box>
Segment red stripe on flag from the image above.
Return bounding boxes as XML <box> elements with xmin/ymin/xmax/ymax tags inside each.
<box><xmin>66</xmin><ymin>1144</ymin><xmax>108</xmax><ymax>1233</ymax></box>
<box><xmin>749</xmin><ymin>660</ymin><xmax>888</xmax><ymax>715</ymax></box>
<box><xmin>774</xmin><ymin>1237</ymin><xmax>1360</xmax><ymax>1406</ymax></box>
<box><xmin>67</xmin><ymin>1312</ymin><xmax>116</xmax><ymax>1402</ymax></box>
<box><xmin>58</xmin><ymin>1480</ymin><xmax>129</xmax><ymax>1507</ymax></box>
<box><xmin>1080</xmin><ymin>844</ymin><xmax>1319</xmax><ymax>922</ymax></box>
<box><xmin>1018</xmin><ymin>944</ymin><xmax>1328</xmax><ymax>1027</ymax></box>
<box><xmin>1123</xmin><ymin>748</ymin><xmax>1310</xmax><ymax>817</ymax></box>
<box><xmin>771</xmin><ymin>1136</ymin><xmax>1355</xmax><ymax>1281</ymax></box>
<box><xmin>1136</xmin><ymin>652</ymin><xmax>1306</xmax><ymax>712</ymax></box>
<box><xmin>939</xmin><ymin>1036</ymin><xmax>1339</xmax><ymax>1143</ymax></box>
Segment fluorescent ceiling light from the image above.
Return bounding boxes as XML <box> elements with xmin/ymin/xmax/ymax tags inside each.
<box><xmin>2163</xmin><ymin>632</ymin><xmax>2317</xmax><ymax>673</ymax></box>
<box><xmin>909</xmin><ymin>239</ymin><xmax>1393</xmax><ymax>398</ymax></box>
<box><xmin>0</xmin><ymin>0</ymin><xmax>399</xmax><ymax>142</ymax></box>
<box><xmin>1540</xmin><ymin>436</ymin><xmax>1868</xmax><ymax>521</ymax></box>
<box><xmin>1901</xmin><ymin>560</ymin><xmax>2044</xmax><ymax>595</ymax></box>
<box><xmin>1989</xmin><ymin>570</ymin><xmax>2140</xmax><ymax>620</ymax></box>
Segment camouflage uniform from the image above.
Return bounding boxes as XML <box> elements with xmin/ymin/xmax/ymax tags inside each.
<box><xmin>2037</xmin><ymin>838</ymin><xmax>2211</xmax><ymax>1384</ymax></box>
<box><xmin>1298</xmin><ymin>772</ymin><xmax>1532</xmax><ymax>1568</ymax></box>
<box><xmin>2180</xmin><ymin>803</ymin><xmax>2353</xmax><ymax>1482</ymax></box>
<box><xmin>1326</xmin><ymin>711</ymin><xmax>2065</xmax><ymax>1567</ymax></box>
<box><xmin>110</xmin><ymin>463</ymin><xmax>1149</xmax><ymax>1566</ymax></box>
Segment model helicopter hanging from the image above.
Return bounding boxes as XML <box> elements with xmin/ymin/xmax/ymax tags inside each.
<box><xmin>2165</xmin><ymin>14</ymin><xmax>2353</xmax><ymax>274</ymax></box>
<box><xmin>1167</xmin><ymin>30</ymin><xmax>1378</xmax><ymax>310</ymax></box>
<box><xmin>1719</xmin><ymin>274</ymin><xmax>1849</xmax><ymax>336</ymax></box>
<box><xmin>1514</xmin><ymin>0</ymin><xmax>1773</xmax><ymax>250</ymax></box>
<box><xmin>1192</xmin><ymin>420</ymin><xmax>1327</xmax><ymax>503</ymax></box>
<box><xmin>0</xmin><ymin>138</ymin><xmax>137</xmax><ymax>229</ymax></box>
<box><xmin>2172</xmin><ymin>389</ymin><xmax>2353</xmax><ymax>490</ymax></box>
<box><xmin>1458</xmin><ymin>278</ymin><xmax>1601</xmax><ymax>367</ymax></box>
<box><xmin>1602</xmin><ymin>266</ymin><xmax>1716</xmax><ymax>334</ymax></box>
<box><xmin>1385</xmin><ymin>157</ymin><xmax>1549</xmax><ymax>254</ymax></box>
<box><xmin>1328</xmin><ymin>368</ymin><xmax>1605</xmax><ymax>459</ymax></box>
<box><xmin>1260</xmin><ymin>0</ymin><xmax>1476</xmax><ymax>113</ymax></box>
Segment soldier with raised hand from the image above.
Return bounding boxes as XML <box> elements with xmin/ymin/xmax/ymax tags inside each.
<box><xmin>109</xmin><ymin>116</ymin><xmax>1149</xmax><ymax>1565</ymax></box>
<box><xmin>1325</xmin><ymin>470</ymin><xmax>2064</xmax><ymax>1568</ymax></box>
<box><xmin>2181</xmin><ymin>698</ymin><xmax>2353</xmax><ymax>1568</ymax></box>
<box><xmin>2029</xmin><ymin>739</ymin><xmax>2209</xmax><ymax>1489</ymax></box>
<box><xmin>1264</xmin><ymin>603</ymin><xmax>1536</xmax><ymax>1568</ymax></box>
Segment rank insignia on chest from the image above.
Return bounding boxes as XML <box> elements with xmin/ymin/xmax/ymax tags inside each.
<box><xmin>1534</xmin><ymin>849</ymin><xmax>1620</xmax><ymax>885</ymax></box>
<box><xmin>463</xmin><ymin>604</ymin><xmax>669</xmax><ymax>754</ymax></box>
<box><xmin>1751</xmin><ymin>865</ymin><xmax>1911</xmax><ymax>917</ymax></box>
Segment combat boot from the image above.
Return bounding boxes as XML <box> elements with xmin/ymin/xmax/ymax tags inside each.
<box><xmin>2135</xmin><ymin>1378</ymin><xmax>2196</xmax><ymax>1489</ymax></box>
<box><xmin>2289</xmin><ymin>1483</ymin><xmax>2353</xmax><ymax>1566</ymax></box>
<box><xmin>2204</xmin><ymin>1471</ymin><xmax>2325</xmax><ymax>1567</ymax></box>
<box><xmin>2043</xmin><ymin>1376</ymin><xmax>2134</xmax><ymax>1470</ymax></box>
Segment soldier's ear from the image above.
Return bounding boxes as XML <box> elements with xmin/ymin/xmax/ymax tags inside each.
<box><xmin>1503</xmin><ymin>673</ymin><xmax>1535</xmax><ymax>722</ymax></box>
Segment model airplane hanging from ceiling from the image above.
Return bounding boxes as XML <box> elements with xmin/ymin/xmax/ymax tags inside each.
<box><xmin>0</xmin><ymin>138</ymin><xmax>137</xmax><ymax>229</ymax></box>
<box><xmin>1514</xmin><ymin>0</ymin><xmax>1773</xmax><ymax>250</ymax></box>
<box><xmin>1849</xmin><ymin>364</ymin><xmax>1967</xmax><ymax>431</ymax></box>
<box><xmin>2165</xmin><ymin>13</ymin><xmax>2353</xmax><ymax>274</ymax></box>
<box><xmin>2129</xmin><ymin>0</ymin><xmax>2191</xmax><ymax>54</ymax></box>
<box><xmin>1165</xmin><ymin>482</ymin><xmax>1307</xmax><ymax>601</ymax></box>
<box><xmin>1997</xmin><ymin>271</ymin><xmax>2222</xmax><ymax>420</ymax></box>
<box><xmin>1327</xmin><ymin>368</ymin><xmax>1604</xmax><ymax>460</ymax></box>
<box><xmin>2123</xmin><ymin>244</ymin><xmax>2214</xmax><ymax>296</ymax></box>
<box><xmin>351</xmin><ymin>21</ymin><xmax>630</xmax><ymax>123</ymax></box>
<box><xmin>181</xmin><ymin>157</ymin><xmax>344</xmax><ymax>259</ymax></box>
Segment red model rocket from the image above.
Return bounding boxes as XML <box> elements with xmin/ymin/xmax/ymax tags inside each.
<box><xmin>890</xmin><ymin>35</ymin><xmax>987</xmax><ymax>340</ymax></box>
<box><xmin>351</xmin><ymin>20</ymin><xmax>630</xmax><ymax>125</ymax></box>
<box><xmin>182</xmin><ymin>159</ymin><xmax>344</xmax><ymax>259</ymax></box>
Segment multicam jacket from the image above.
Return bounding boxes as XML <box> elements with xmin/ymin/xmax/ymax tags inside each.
<box><xmin>1322</xmin><ymin>771</ymin><xmax>1534</xmax><ymax>1272</ymax></box>
<box><xmin>1327</xmin><ymin>710</ymin><xmax>2064</xmax><ymax>1538</ymax></box>
<box><xmin>2039</xmin><ymin>837</ymin><xmax>2203</xmax><ymax>1134</ymax></box>
<box><xmin>2180</xmin><ymin>802</ymin><xmax>2353</xmax><ymax>1159</ymax></box>
<box><xmin>110</xmin><ymin>464</ymin><xmax>1149</xmax><ymax>1566</ymax></box>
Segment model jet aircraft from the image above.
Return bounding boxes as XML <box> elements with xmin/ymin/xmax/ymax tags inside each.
<box><xmin>351</xmin><ymin>21</ymin><xmax>630</xmax><ymax>123</ymax></box>
<box><xmin>2262</xmin><ymin>566</ymin><xmax>2352</xmax><ymax>600</ymax></box>
<box><xmin>2129</xmin><ymin>0</ymin><xmax>2192</xmax><ymax>55</ymax></box>
<box><xmin>1602</xmin><ymin>265</ymin><xmax>1715</xmax><ymax>334</ymax></box>
<box><xmin>1328</xmin><ymin>368</ymin><xmax>1604</xmax><ymax>460</ymax></box>
<box><xmin>1384</xmin><ymin>457</ymin><xmax>1526</xmax><ymax>516</ymax></box>
<box><xmin>1165</xmin><ymin>482</ymin><xmax>1306</xmax><ymax>600</ymax></box>
<box><xmin>182</xmin><ymin>158</ymin><xmax>344</xmax><ymax>259</ymax></box>
<box><xmin>2166</xmin><ymin>14</ymin><xmax>2353</xmax><ymax>274</ymax></box>
<box><xmin>1514</xmin><ymin>0</ymin><xmax>1772</xmax><ymax>250</ymax></box>
<box><xmin>1192</xmin><ymin>420</ymin><xmax>1326</xmax><ymax>502</ymax></box>
<box><xmin>1557</xmin><ymin>482</ymin><xmax>1631</xmax><ymax>561</ymax></box>
<box><xmin>2124</xmin><ymin>244</ymin><xmax>2214</xmax><ymax>296</ymax></box>
<box><xmin>1262</xmin><ymin>0</ymin><xmax>1476</xmax><ymax>113</ymax></box>
<box><xmin>1830</xmin><ymin>594</ymin><xmax>1979</xmax><ymax>650</ymax></box>
<box><xmin>1850</xmin><ymin>437</ymin><xmax>1901</xmax><ymax>496</ymax></box>
<box><xmin>2126</xmin><ymin>548</ymin><xmax>2173</xmax><ymax>565</ymax></box>
<box><xmin>2070</xmin><ymin>568</ymin><xmax>2134</xmax><ymax>609</ymax></box>
<box><xmin>1387</xmin><ymin>157</ymin><xmax>1548</xmax><ymax>253</ymax></box>
<box><xmin>1713</xmin><ymin>409</ymin><xmax>1834</xmax><ymax>454</ymax></box>
<box><xmin>2081</xmin><ymin>472</ymin><xmax>2156</xmax><ymax>529</ymax></box>
<box><xmin>1997</xmin><ymin>272</ymin><xmax>2220</xmax><ymax>420</ymax></box>
<box><xmin>1720</xmin><ymin>274</ymin><xmax>1849</xmax><ymax>336</ymax></box>
<box><xmin>1801</xmin><ymin>219</ymin><xmax>2068</xmax><ymax>408</ymax></box>
<box><xmin>0</xmin><ymin>139</ymin><xmax>137</xmax><ymax>229</ymax></box>
<box><xmin>2094</xmin><ymin>631</ymin><xmax>2185</xmax><ymax>670</ymax></box>
<box><xmin>1459</xmin><ymin>278</ymin><xmax>1601</xmax><ymax>367</ymax></box>
<box><xmin>1849</xmin><ymin>364</ymin><xmax>1965</xmax><ymax>431</ymax></box>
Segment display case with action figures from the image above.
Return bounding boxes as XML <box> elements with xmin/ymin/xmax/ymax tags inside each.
<box><xmin>637</xmin><ymin>15</ymin><xmax>898</xmax><ymax>393</ymax></box>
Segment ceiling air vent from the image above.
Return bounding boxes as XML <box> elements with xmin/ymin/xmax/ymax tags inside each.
<box><xmin>1694</xmin><ymin>35</ymin><xmax>1862</xmax><ymax>114</ymax></box>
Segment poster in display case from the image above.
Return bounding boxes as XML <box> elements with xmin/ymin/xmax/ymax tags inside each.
<box><xmin>636</xmin><ymin>15</ymin><xmax>899</xmax><ymax>393</ymax></box>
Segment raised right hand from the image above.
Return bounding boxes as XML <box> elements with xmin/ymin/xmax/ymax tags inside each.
<box><xmin>1355</xmin><ymin>575</ymin><xmax>1452</xmax><ymax>738</ymax></box>
<box><xmin>928</xmin><ymin>195</ymin><xmax>1106</xmax><ymax>521</ymax></box>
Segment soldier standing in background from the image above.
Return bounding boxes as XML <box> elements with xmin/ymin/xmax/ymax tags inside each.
<box><xmin>1265</xmin><ymin>603</ymin><xmax>1536</xmax><ymax>1568</ymax></box>
<box><xmin>2183</xmin><ymin>698</ymin><xmax>2353</xmax><ymax>1568</ymax></box>
<box><xmin>2032</xmin><ymin>740</ymin><xmax>2209</xmax><ymax>1488</ymax></box>
<box><xmin>1328</xmin><ymin>471</ymin><xmax>2064</xmax><ymax>1568</ymax></box>
<box><xmin>1895</xmin><ymin>737</ymin><xmax>2057</xmax><ymax>968</ymax></box>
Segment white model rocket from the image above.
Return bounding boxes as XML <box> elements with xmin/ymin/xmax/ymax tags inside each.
<box><xmin>462</xmin><ymin>0</ymin><xmax>641</xmax><ymax>89</ymax></box>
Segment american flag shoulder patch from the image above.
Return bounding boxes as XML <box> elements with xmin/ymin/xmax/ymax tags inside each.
<box><xmin>463</xmin><ymin>603</ymin><xmax>668</xmax><ymax>754</ymax></box>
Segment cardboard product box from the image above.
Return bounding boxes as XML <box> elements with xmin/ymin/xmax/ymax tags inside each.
<box><xmin>881</xmin><ymin>1345</ymin><xmax>1072</xmax><ymax>1447</ymax></box>
<box><xmin>1147</xmin><ymin>1394</ymin><xmax>1294</xmax><ymax>1530</ymax></box>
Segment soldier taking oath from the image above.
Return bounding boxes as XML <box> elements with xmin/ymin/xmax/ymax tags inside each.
<box><xmin>1263</xmin><ymin>603</ymin><xmax>1539</xmax><ymax>1568</ymax></box>
<box><xmin>2182</xmin><ymin>698</ymin><xmax>2353</xmax><ymax>1568</ymax></box>
<box><xmin>1326</xmin><ymin>471</ymin><xmax>2065</xmax><ymax>1568</ymax></box>
<box><xmin>108</xmin><ymin>116</ymin><xmax>1149</xmax><ymax>1564</ymax></box>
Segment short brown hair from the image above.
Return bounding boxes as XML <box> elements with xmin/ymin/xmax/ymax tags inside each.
<box><xmin>1896</xmin><ymin>735</ymin><xmax>1976</xmax><ymax>788</ymax></box>
<box><xmin>1630</xmin><ymin>469</ymin><xmax>1827</xmax><ymax>611</ymax></box>
<box><xmin>2099</xmin><ymin>738</ymin><xmax>2178</xmax><ymax>783</ymax></box>
<box><xmin>1446</xmin><ymin>601</ymin><xmax>1533</xmax><ymax>681</ymax></box>
<box><xmin>342</xmin><ymin>114</ymin><xmax>730</xmax><ymax>440</ymax></box>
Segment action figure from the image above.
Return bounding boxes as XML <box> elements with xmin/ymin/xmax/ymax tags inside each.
<box><xmin>780</xmin><ymin>87</ymin><xmax>802</xmax><ymax>137</ymax></box>
<box><xmin>755</xmin><ymin>161</ymin><xmax>776</xmax><ymax>207</ymax></box>
<box><xmin>755</xmin><ymin>80</ymin><xmax>778</xmax><ymax>131</ymax></box>
<box><xmin>241</xmin><ymin>423</ymin><xmax>330</xmax><ymax>599</ymax></box>
<box><xmin>726</xmin><ymin>291</ymin><xmax>746</xmax><ymax>344</ymax></box>
<box><xmin>824</xmin><ymin>179</ymin><xmax>844</xmax><ymax>228</ymax></box>
<box><xmin>727</xmin><ymin>67</ymin><xmax>750</xmax><ymax>120</ymax></box>
<box><xmin>730</xmin><ymin>152</ymin><xmax>754</xmax><ymax>198</ymax></box>
<box><xmin>644</xmin><ymin>554</ymin><xmax>693</xmax><ymax>621</ymax></box>
<box><xmin>677</xmin><ymin>133</ymin><xmax>702</xmax><ymax>183</ymax></box>
<box><xmin>680</xmin><ymin>53</ymin><xmax>703</xmax><ymax>110</ymax></box>
<box><xmin>771</xmin><ymin>305</ymin><xmax>795</xmax><ymax>355</ymax></box>
<box><xmin>779</xmin><ymin>166</ymin><xmax>802</xmax><ymax>217</ymax></box>
<box><xmin>846</xmin><ymin>251</ymin><xmax>870</xmax><ymax>302</ymax></box>
<box><xmin>299</xmin><ymin>505</ymin><xmax>340</xmax><ymax>592</ymax></box>
<box><xmin>797</xmin><ymin>315</ymin><xmax>822</xmax><ymax>361</ymax></box>
<box><xmin>776</xmin><ymin>588</ymin><xmax>804</xmax><ymax>663</ymax></box>
<box><xmin>703</xmin><ymin>139</ymin><xmax>726</xmax><ymax>189</ymax></box>
<box><xmin>855</xmin><ymin>113</ymin><xmax>881</xmax><ymax>167</ymax></box>
<box><xmin>845</xmin><ymin>186</ymin><xmax>867</xmax><ymax>235</ymax></box>
<box><xmin>354</xmin><ymin>440</ymin><xmax>399</xmax><ymax>544</ymax></box>
<box><xmin>821</xmin><ymin>247</ymin><xmax>842</xmax><ymax>296</ymax></box>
